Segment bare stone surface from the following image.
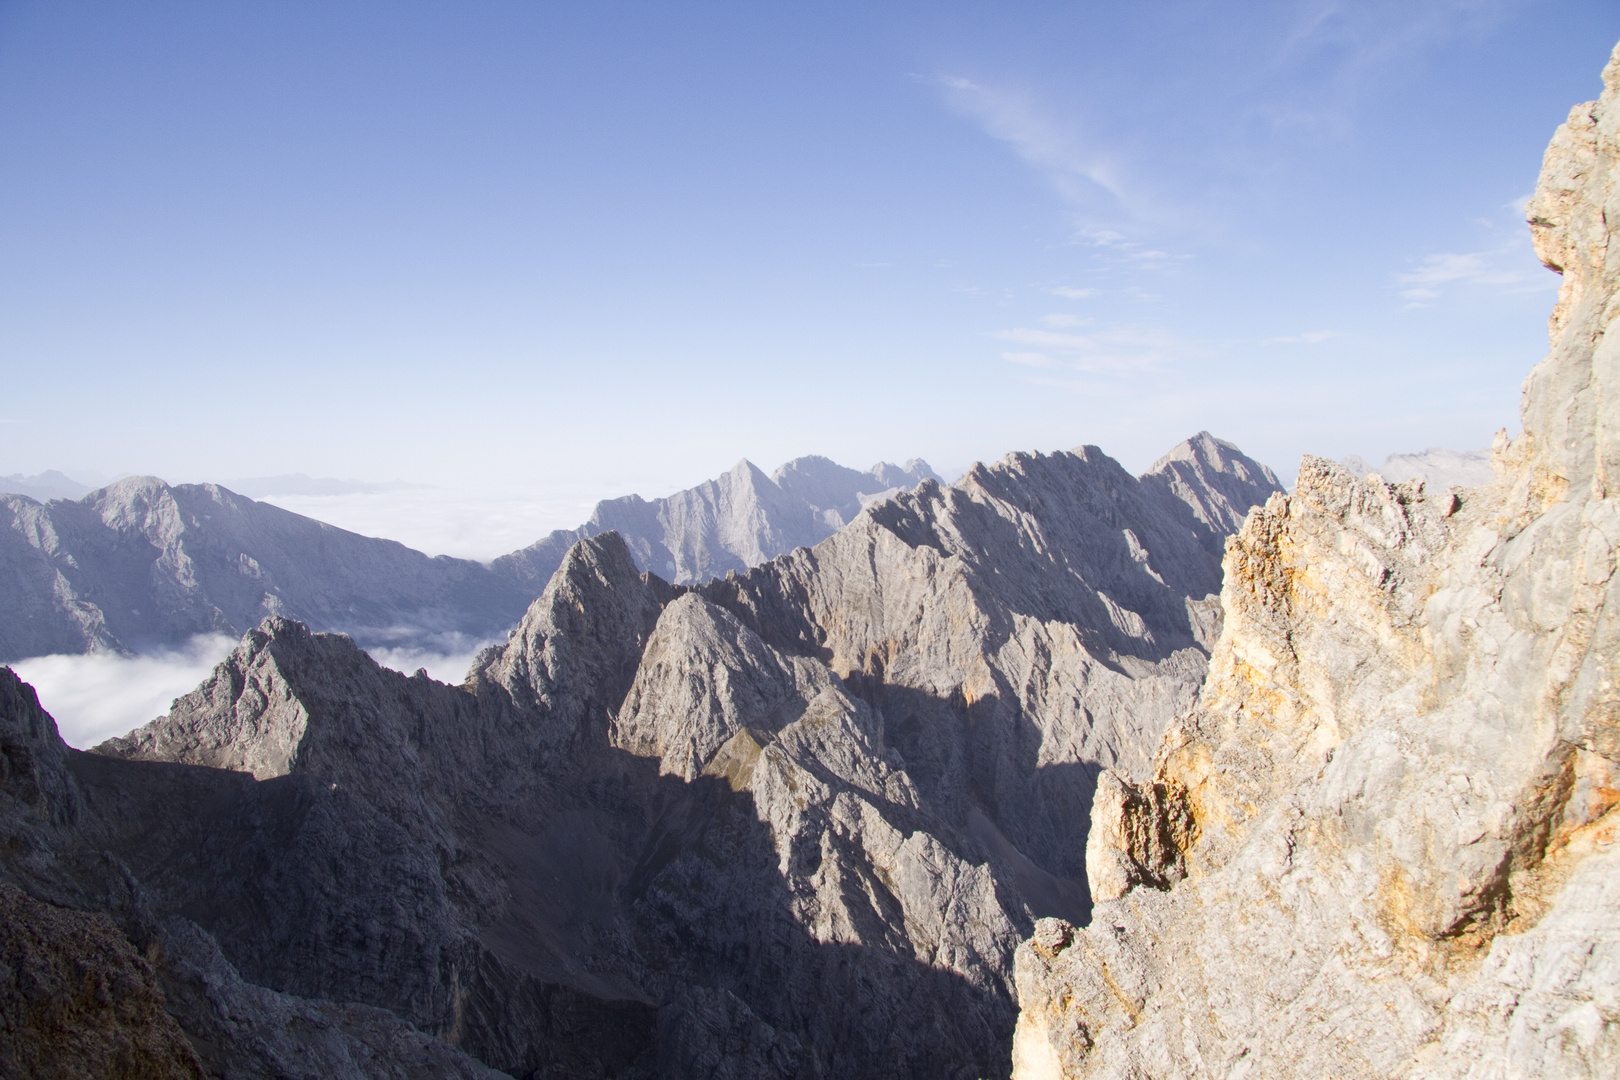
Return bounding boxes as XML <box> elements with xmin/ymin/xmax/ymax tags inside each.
<box><xmin>1010</xmin><ymin>42</ymin><xmax>1620</xmax><ymax>1080</ymax></box>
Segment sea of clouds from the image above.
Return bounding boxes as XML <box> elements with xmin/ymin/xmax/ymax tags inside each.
<box><xmin>256</xmin><ymin>486</ymin><xmax>605</xmax><ymax>561</ymax></box>
<box><xmin>13</xmin><ymin>632</ymin><xmax>497</xmax><ymax>749</ymax></box>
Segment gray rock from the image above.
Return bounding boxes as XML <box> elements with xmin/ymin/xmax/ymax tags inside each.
<box><xmin>0</xmin><ymin>476</ymin><xmax>537</xmax><ymax>662</ymax></box>
<box><xmin>1011</xmin><ymin>41</ymin><xmax>1620</xmax><ymax>1080</ymax></box>
<box><xmin>493</xmin><ymin>456</ymin><xmax>942</xmax><ymax>589</ymax></box>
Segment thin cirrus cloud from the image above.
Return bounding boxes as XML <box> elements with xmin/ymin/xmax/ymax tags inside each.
<box><xmin>1397</xmin><ymin>234</ymin><xmax>1557</xmax><ymax>306</ymax></box>
<box><xmin>1264</xmin><ymin>330</ymin><xmax>1340</xmax><ymax>344</ymax></box>
<box><xmin>991</xmin><ymin>324</ymin><xmax>1203</xmax><ymax>377</ymax></box>
<box><xmin>933</xmin><ymin>76</ymin><xmax>1136</xmax><ymax>217</ymax></box>
<box><xmin>1050</xmin><ymin>286</ymin><xmax>1098</xmax><ymax>299</ymax></box>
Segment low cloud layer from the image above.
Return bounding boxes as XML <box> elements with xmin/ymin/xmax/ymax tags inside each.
<box><xmin>11</xmin><ymin>632</ymin><xmax>501</xmax><ymax>749</ymax></box>
<box><xmin>258</xmin><ymin>487</ymin><xmax>599</xmax><ymax>561</ymax></box>
<box><xmin>10</xmin><ymin>635</ymin><xmax>238</xmax><ymax>749</ymax></box>
<box><xmin>363</xmin><ymin>640</ymin><xmax>493</xmax><ymax>686</ymax></box>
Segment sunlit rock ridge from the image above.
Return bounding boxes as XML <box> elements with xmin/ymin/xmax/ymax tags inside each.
<box><xmin>0</xmin><ymin>432</ymin><xmax>1281</xmax><ymax>1078</ymax></box>
<box><xmin>1011</xmin><ymin>42</ymin><xmax>1620</xmax><ymax>1080</ymax></box>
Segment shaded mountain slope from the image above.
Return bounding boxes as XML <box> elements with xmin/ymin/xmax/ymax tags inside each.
<box><xmin>0</xmin><ymin>456</ymin><xmax>941</xmax><ymax>664</ymax></box>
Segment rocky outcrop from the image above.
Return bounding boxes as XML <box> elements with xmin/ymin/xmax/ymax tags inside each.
<box><xmin>0</xmin><ymin>883</ymin><xmax>204</xmax><ymax>1080</ymax></box>
<box><xmin>0</xmin><ymin>477</ymin><xmax>539</xmax><ymax>662</ymax></box>
<box><xmin>1011</xmin><ymin>42</ymin><xmax>1620</xmax><ymax>1079</ymax></box>
<box><xmin>701</xmin><ymin>432</ymin><xmax>1281</xmax><ymax>889</ymax></box>
<box><xmin>493</xmin><ymin>456</ymin><xmax>941</xmax><ymax>588</ymax></box>
<box><xmin>1</xmin><ymin>428</ymin><xmax>1280</xmax><ymax>1077</ymax></box>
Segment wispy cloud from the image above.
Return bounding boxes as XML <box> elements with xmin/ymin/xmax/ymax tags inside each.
<box><xmin>1396</xmin><ymin>244</ymin><xmax>1554</xmax><ymax>306</ymax></box>
<box><xmin>1264</xmin><ymin>330</ymin><xmax>1340</xmax><ymax>344</ymax></box>
<box><xmin>935</xmin><ymin>76</ymin><xmax>1131</xmax><ymax>214</ymax></box>
<box><xmin>1040</xmin><ymin>313</ymin><xmax>1089</xmax><ymax>328</ymax></box>
<box><xmin>1050</xmin><ymin>285</ymin><xmax>1097</xmax><ymax>299</ymax></box>
<box><xmin>989</xmin><ymin>324</ymin><xmax>1204</xmax><ymax>377</ymax></box>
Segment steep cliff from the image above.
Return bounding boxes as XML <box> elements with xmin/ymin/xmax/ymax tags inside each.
<box><xmin>1011</xmin><ymin>42</ymin><xmax>1620</xmax><ymax>1080</ymax></box>
<box><xmin>0</xmin><ymin>431</ymin><xmax>1280</xmax><ymax>1077</ymax></box>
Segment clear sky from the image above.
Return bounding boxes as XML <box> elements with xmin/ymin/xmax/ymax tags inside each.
<box><xmin>3</xmin><ymin>1</ymin><xmax>1618</xmax><ymax>525</ymax></box>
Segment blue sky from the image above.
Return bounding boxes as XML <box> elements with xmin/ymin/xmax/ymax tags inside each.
<box><xmin>2</xmin><ymin>1</ymin><xmax>1617</xmax><ymax>524</ymax></box>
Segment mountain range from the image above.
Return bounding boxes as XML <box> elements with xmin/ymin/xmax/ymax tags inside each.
<box><xmin>0</xmin><ymin>456</ymin><xmax>939</xmax><ymax>663</ymax></box>
<box><xmin>0</xmin><ymin>433</ymin><xmax>1284</xmax><ymax>1078</ymax></box>
<box><xmin>5</xmin><ymin>38</ymin><xmax>1617</xmax><ymax>1080</ymax></box>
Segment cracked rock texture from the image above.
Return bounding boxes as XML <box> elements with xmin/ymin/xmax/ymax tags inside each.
<box><xmin>2</xmin><ymin>430</ymin><xmax>1279</xmax><ymax>1077</ymax></box>
<box><xmin>1011</xmin><ymin>42</ymin><xmax>1620</xmax><ymax>1080</ymax></box>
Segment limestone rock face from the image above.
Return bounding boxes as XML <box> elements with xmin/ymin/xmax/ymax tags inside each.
<box><xmin>1011</xmin><ymin>42</ymin><xmax>1620</xmax><ymax>1079</ymax></box>
<box><xmin>494</xmin><ymin>455</ymin><xmax>941</xmax><ymax>588</ymax></box>
<box><xmin>2</xmin><ymin>423</ymin><xmax>1279</xmax><ymax>1077</ymax></box>
<box><xmin>0</xmin><ymin>477</ymin><xmax>538</xmax><ymax>661</ymax></box>
<box><xmin>0</xmin><ymin>666</ymin><xmax>507</xmax><ymax>1080</ymax></box>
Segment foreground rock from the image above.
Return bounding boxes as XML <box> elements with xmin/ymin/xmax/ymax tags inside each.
<box><xmin>1</xmin><ymin>429</ymin><xmax>1279</xmax><ymax>1077</ymax></box>
<box><xmin>1011</xmin><ymin>42</ymin><xmax>1620</xmax><ymax>1080</ymax></box>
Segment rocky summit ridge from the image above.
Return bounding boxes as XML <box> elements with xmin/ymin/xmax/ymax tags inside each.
<box><xmin>1</xmin><ymin>431</ymin><xmax>1281</xmax><ymax>1078</ymax></box>
<box><xmin>1010</xmin><ymin>41</ymin><xmax>1620</xmax><ymax>1080</ymax></box>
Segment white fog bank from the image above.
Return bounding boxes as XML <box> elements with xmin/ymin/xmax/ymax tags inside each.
<box><xmin>10</xmin><ymin>635</ymin><xmax>238</xmax><ymax>749</ymax></box>
<box><xmin>257</xmin><ymin>487</ymin><xmax>604</xmax><ymax>561</ymax></box>
<box><xmin>8</xmin><ymin>633</ymin><xmax>497</xmax><ymax>749</ymax></box>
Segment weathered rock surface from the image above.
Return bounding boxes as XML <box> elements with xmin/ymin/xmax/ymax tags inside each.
<box><xmin>0</xmin><ymin>477</ymin><xmax>538</xmax><ymax>662</ymax></box>
<box><xmin>1</xmin><ymin>428</ymin><xmax>1279</xmax><ymax>1077</ymax></box>
<box><xmin>1011</xmin><ymin>42</ymin><xmax>1620</xmax><ymax>1079</ymax></box>
<box><xmin>494</xmin><ymin>456</ymin><xmax>940</xmax><ymax>588</ymax></box>
<box><xmin>0</xmin><ymin>666</ymin><xmax>507</xmax><ymax>1080</ymax></box>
